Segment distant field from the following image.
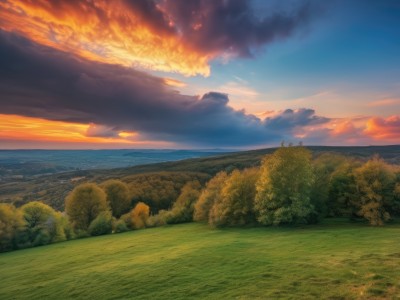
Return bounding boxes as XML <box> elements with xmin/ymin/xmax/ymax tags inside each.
<box><xmin>1</xmin><ymin>220</ymin><xmax>400</xmax><ymax>299</ymax></box>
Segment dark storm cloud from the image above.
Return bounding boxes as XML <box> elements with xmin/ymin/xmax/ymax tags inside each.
<box><xmin>162</xmin><ymin>0</ymin><xmax>318</xmax><ymax>57</ymax></box>
<box><xmin>0</xmin><ymin>30</ymin><xmax>328</xmax><ymax>146</ymax></box>
<box><xmin>265</xmin><ymin>109</ymin><xmax>329</xmax><ymax>131</ymax></box>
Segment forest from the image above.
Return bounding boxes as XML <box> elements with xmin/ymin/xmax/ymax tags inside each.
<box><xmin>1</xmin><ymin>146</ymin><xmax>400</xmax><ymax>253</ymax></box>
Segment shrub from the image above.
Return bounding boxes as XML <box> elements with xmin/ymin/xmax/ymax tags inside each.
<box><xmin>146</xmin><ymin>210</ymin><xmax>169</xmax><ymax>227</ymax></box>
<box><xmin>114</xmin><ymin>219</ymin><xmax>129</xmax><ymax>233</ymax></box>
<box><xmin>88</xmin><ymin>211</ymin><xmax>113</xmax><ymax>236</ymax></box>
<box><xmin>131</xmin><ymin>202</ymin><xmax>150</xmax><ymax>229</ymax></box>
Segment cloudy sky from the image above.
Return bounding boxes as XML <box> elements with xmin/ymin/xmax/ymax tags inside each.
<box><xmin>0</xmin><ymin>0</ymin><xmax>399</xmax><ymax>149</ymax></box>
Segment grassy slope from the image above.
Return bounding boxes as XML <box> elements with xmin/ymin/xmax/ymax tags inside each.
<box><xmin>1</xmin><ymin>221</ymin><xmax>400</xmax><ymax>299</ymax></box>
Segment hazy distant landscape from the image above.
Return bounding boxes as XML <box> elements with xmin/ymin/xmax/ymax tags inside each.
<box><xmin>0</xmin><ymin>149</ymin><xmax>225</xmax><ymax>180</ymax></box>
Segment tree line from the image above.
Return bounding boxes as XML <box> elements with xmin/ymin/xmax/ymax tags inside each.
<box><xmin>1</xmin><ymin>146</ymin><xmax>399</xmax><ymax>252</ymax></box>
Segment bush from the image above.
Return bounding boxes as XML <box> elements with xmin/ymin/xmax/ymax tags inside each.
<box><xmin>131</xmin><ymin>202</ymin><xmax>150</xmax><ymax>229</ymax></box>
<box><xmin>114</xmin><ymin>219</ymin><xmax>129</xmax><ymax>233</ymax></box>
<box><xmin>88</xmin><ymin>211</ymin><xmax>113</xmax><ymax>236</ymax></box>
<box><xmin>146</xmin><ymin>210</ymin><xmax>169</xmax><ymax>227</ymax></box>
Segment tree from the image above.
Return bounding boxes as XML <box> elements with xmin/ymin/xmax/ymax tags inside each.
<box><xmin>328</xmin><ymin>161</ymin><xmax>359</xmax><ymax>217</ymax></box>
<box><xmin>393</xmin><ymin>171</ymin><xmax>400</xmax><ymax>216</ymax></box>
<box><xmin>311</xmin><ymin>154</ymin><xmax>349</xmax><ymax>219</ymax></box>
<box><xmin>101</xmin><ymin>180</ymin><xmax>131</xmax><ymax>218</ymax></box>
<box><xmin>353</xmin><ymin>156</ymin><xmax>396</xmax><ymax>225</ymax></box>
<box><xmin>20</xmin><ymin>201</ymin><xmax>66</xmax><ymax>246</ymax></box>
<box><xmin>166</xmin><ymin>181</ymin><xmax>201</xmax><ymax>224</ymax></box>
<box><xmin>65</xmin><ymin>183</ymin><xmax>108</xmax><ymax>231</ymax></box>
<box><xmin>0</xmin><ymin>204</ymin><xmax>25</xmax><ymax>252</ymax></box>
<box><xmin>255</xmin><ymin>147</ymin><xmax>315</xmax><ymax>225</ymax></box>
<box><xmin>131</xmin><ymin>202</ymin><xmax>150</xmax><ymax>229</ymax></box>
<box><xmin>209</xmin><ymin>168</ymin><xmax>259</xmax><ymax>227</ymax></box>
<box><xmin>127</xmin><ymin>172</ymin><xmax>209</xmax><ymax>213</ymax></box>
<box><xmin>194</xmin><ymin>172</ymin><xmax>228</xmax><ymax>222</ymax></box>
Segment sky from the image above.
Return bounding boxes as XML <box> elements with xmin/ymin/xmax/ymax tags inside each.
<box><xmin>0</xmin><ymin>0</ymin><xmax>399</xmax><ymax>149</ymax></box>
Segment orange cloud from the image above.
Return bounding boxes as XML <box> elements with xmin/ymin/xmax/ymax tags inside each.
<box><xmin>0</xmin><ymin>0</ymin><xmax>211</xmax><ymax>76</ymax></box>
<box><xmin>0</xmin><ymin>114</ymin><xmax>173</xmax><ymax>148</ymax></box>
<box><xmin>163</xmin><ymin>78</ymin><xmax>187</xmax><ymax>88</ymax></box>
<box><xmin>364</xmin><ymin>116</ymin><xmax>400</xmax><ymax>140</ymax></box>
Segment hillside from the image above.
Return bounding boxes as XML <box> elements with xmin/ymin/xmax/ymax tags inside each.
<box><xmin>0</xmin><ymin>145</ymin><xmax>399</xmax><ymax>210</ymax></box>
<box><xmin>1</xmin><ymin>221</ymin><xmax>400</xmax><ymax>299</ymax></box>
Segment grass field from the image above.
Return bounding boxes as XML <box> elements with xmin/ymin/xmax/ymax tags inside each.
<box><xmin>1</xmin><ymin>221</ymin><xmax>400</xmax><ymax>299</ymax></box>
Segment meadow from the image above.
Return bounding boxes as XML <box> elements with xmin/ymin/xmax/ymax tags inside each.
<box><xmin>1</xmin><ymin>220</ymin><xmax>399</xmax><ymax>299</ymax></box>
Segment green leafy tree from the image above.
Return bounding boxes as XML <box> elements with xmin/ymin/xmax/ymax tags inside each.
<box><xmin>0</xmin><ymin>204</ymin><xmax>25</xmax><ymax>252</ymax></box>
<box><xmin>390</xmin><ymin>170</ymin><xmax>400</xmax><ymax>217</ymax></box>
<box><xmin>166</xmin><ymin>181</ymin><xmax>201</xmax><ymax>224</ymax></box>
<box><xmin>194</xmin><ymin>172</ymin><xmax>228</xmax><ymax>222</ymax></box>
<box><xmin>255</xmin><ymin>147</ymin><xmax>315</xmax><ymax>225</ymax></box>
<box><xmin>209</xmin><ymin>168</ymin><xmax>259</xmax><ymax>227</ymax></box>
<box><xmin>353</xmin><ymin>156</ymin><xmax>396</xmax><ymax>225</ymax></box>
<box><xmin>328</xmin><ymin>161</ymin><xmax>359</xmax><ymax>217</ymax></box>
<box><xmin>101</xmin><ymin>180</ymin><xmax>131</xmax><ymax>218</ymax></box>
<box><xmin>20</xmin><ymin>201</ymin><xmax>66</xmax><ymax>246</ymax></box>
<box><xmin>65</xmin><ymin>183</ymin><xmax>108</xmax><ymax>231</ymax></box>
<box><xmin>311</xmin><ymin>154</ymin><xmax>348</xmax><ymax>219</ymax></box>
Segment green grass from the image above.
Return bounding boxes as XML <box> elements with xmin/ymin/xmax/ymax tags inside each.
<box><xmin>1</xmin><ymin>221</ymin><xmax>400</xmax><ymax>299</ymax></box>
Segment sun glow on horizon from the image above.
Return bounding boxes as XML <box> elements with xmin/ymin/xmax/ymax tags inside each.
<box><xmin>0</xmin><ymin>114</ymin><xmax>174</xmax><ymax>149</ymax></box>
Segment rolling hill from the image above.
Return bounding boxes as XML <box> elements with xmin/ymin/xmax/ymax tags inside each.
<box><xmin>0</xmin><ymin>145</ymin><xmax>399</xmax><ymax>210</ymax></box>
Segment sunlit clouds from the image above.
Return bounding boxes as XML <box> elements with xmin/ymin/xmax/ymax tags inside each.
<box><xmin>0</xmin><ymin>0</ymin><xmax>211</xmax><ymax>76</ymax></box>
<box><xmin>0</xmin><ymin>0</ymin><xmax>314</xmax><ymax>77</ymax></box>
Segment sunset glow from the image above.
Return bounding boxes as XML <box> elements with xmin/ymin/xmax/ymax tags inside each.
<box><xmin>0</xmin><ymin>0</ymin><xmax>399</xmax><ymax>149</ymax></box>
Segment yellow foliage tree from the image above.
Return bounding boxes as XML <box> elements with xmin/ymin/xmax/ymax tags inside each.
<box><xmin>101</xmin><ymin>179</ymin><xmax>131</xmax><ymax>218</ymax></box>
<box><xmin>353</xmin><ymin>156</ymin><xmax>396</xmax><ymax>225</ymax></box>
<box><xmin>255</xmin><ymin>146</ymin><xmax>315</xmax><ymax>225</ymax></box>
<box><xmin>65</xmin><ymin>183</ymin><xmax>108</xmax><ymax>231</ymax></box>
<box><xmin>194</xmin><ymin>172</ymin><xmax>228</xmax><ymax>222</ymax></box>
<box><xmin>209</xmin><ymin>168</ymin><xmax>259</xmax><ymax>227</ymax></box>
<box><xmin>0</xmin><ymin>204</ymin><xmax>25</xmax><ymax>252</ymax></box>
